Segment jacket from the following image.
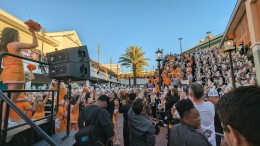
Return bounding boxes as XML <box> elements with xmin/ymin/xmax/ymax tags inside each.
<box><xmin>170</xmin><ymin>122</ymin><xmax>212</xmax><ymax>146</ymax></box>
<box><xmin>128</xmin><ymin>108</ymin><xmax>156</xmax><ymax>146</ymax></box>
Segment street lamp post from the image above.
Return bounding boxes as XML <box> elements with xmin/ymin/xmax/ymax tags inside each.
<box><xmin>224</xmin><ymin>39</ymin><xmax>236</xmax><ymax>89</ymax></box>
<box><xmin>155</xmin><ymin>48</ymin><xmax>163</xmax><ymax>92</ymax></box>
<box><xmin>178</xmin><ymin>38</ymin><xmax>183</xmax><ymax>58</ymax></box>
<box><xmin>206</xmin><ymin>31</ymin><xmax>211</xmax><ymax>49</ymax></box>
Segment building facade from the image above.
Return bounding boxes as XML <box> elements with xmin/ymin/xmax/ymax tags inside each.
<box><xmin>185</xmin><ymin>33</ymin><xmax>223</xmax><ymax>54</ymax></box>
<box><xmin>0</xmin><ymin>9</ymin><xmax>120</xmax><ymax>89</ymax></box>
<box><xmin>220</xmin><ymin>0</ymin><xmax>260</xmax><ymax>85</ymax></box>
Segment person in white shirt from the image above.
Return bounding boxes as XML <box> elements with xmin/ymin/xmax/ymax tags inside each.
<box><xmin>190</xmin><ymin>83</ymin><xmax>216</xmax><ymax>146</ymax></box>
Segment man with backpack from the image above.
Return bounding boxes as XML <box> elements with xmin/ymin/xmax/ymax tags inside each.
<box><xmin>75</xmin><ymin>95</ymin><xmax>114</xmax><ymax>146</ymax></box>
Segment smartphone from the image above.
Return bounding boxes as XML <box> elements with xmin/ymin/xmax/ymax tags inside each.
<box><xmin>203</xmin><ymin>130</ymin><xmax>212</xmax><ymax>139</ymax></box>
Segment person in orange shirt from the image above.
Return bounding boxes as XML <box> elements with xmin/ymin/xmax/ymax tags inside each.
<box><xmin>32</xmin><ymin>92</ymin><xmax>50</xmax><ymax>120</ymax></box>
<box><xmin>70</xmin><ymin>88</ymin><xmax>87</xmax><ymax>130</ymax></box>
<box><xmin>162</xmin><ymin>68</ymin><xmax>168</xmax><ymax>77</ymax></box>
<box><xmin>0</xmin><ymin>27</ymin><xmax>38</xmax><ymax>123</ymax></box>
<box><xmin>9</xmin><ymin>92</ymin><xmax>35</xmax><ymax>121</ymax></box>
<box><xmin>163</xmin><ymin>75</ymin><xmax>171</xmax><ymax>86</ymax></box>
<box><xmin>0</xmin><ymin>27</ymin><xmax>38</xmax><ymax>101</ymax></box>
<box><xmin>55</xmin><ymin>94</ymin><xmax>72</xmax><ymax>133</ymax></box>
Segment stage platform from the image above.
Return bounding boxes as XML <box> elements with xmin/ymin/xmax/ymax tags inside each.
<box><xmin>32</xmin><ymin>131</ymin><xmax>77</xmax><ymax>146</ymax></box>
<box><xmin>4</xmin><ymin>119</ymin><xmax>55</xmax><ymax>146</ymax></box>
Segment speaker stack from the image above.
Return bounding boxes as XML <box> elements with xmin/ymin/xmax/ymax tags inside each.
<box><xmin>46</xmin><ymin>46</ymin><xmax>91</xmax><ymax>81</ymax></box>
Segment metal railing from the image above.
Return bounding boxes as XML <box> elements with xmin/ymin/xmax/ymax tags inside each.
<box><xmin>0</xmin><ymin>90</ymin><xmax>57</xmax><ymax>146</ymax></box>
<box><xmin>0</xmin><ymin>52</ymin><xmax>48</xmax><ymax>68</ymax></box>
<box><xmin>0</xmin><ymin>52</ymin><xmax>57</xmax><ymax>146</ymax></box>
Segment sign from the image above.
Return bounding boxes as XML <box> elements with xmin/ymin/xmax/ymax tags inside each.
<box><xmin>21</xmin><ymin>49</ymin><xmax>40</xmax><ymax>61</ymax></box>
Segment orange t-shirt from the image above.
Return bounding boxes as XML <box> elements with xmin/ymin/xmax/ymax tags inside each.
<box><xmin>163</xmin><ymin>77</ymin><xmax>171</xmax><ymax>85</ymax></box>
<box><xmin>32</xmin><ymin>104</ymin><xmax>45</xmax><ymax>119</ymax></box>
<box><xmin>9</xmin><ymin>101</ymin><xmax>31</xmax><ymax>120</ymax></box>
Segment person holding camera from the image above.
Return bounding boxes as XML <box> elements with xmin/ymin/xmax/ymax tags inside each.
<box><xmin>119</xmin><ymin>93</ymin><xmax>136</xmax><ymax>146</ymax></box>
<box><xmin>128</xmin><ymin>98</ymin><xmax>156</xmax><ymax>146</ymax></box>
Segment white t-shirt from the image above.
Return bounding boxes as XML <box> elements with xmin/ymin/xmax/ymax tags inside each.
<box><xmin>194</xmin><ymin>101</ymin><xmax>216</xmax><ymax>146</ymax></box>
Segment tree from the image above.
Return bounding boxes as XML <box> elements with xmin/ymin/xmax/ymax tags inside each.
<box><xmin>118</xmin><ymin>45</ymin><xmax>150</xmax><ymax>86</ymax></box>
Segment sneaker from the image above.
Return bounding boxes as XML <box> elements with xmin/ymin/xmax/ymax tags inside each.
<box><xmin>115</xmin><ymin>140</ymin><xmax>120</xmax><ymax>146</ymax></box>
<box><xmin>8</xmin><ymin>119</ymin><xmax>17</xmax><ymax>127</ymax></box>
<box><xmin>152</xmin><ymin>118</ymin><xmax>157</xmax><ymax>121</ymax></box>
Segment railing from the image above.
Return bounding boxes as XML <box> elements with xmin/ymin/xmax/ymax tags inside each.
<box><xmin>0</xmin><ymin>52</ymin><xmax>57</xmax><ymax>146</ymax></box>
<box><xmin>0</xmin><ymin>52</ymin><xmax>48</xmax><ymax>68</ymax></box>
<box><xmin>0</xmin><ymin>90</ymin><xmax>58</xmax><ymax>146</ymax></box>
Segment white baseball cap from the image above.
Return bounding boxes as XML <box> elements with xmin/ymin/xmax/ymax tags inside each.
<box><xmin>208</xmin><ymin>88</ymin><xmax>219</xmax><ymax>97</ymax></box>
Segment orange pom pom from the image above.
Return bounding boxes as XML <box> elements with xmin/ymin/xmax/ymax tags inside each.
<box><xmin>83</xmin><ymin>87</ymin><xmax>89</xmax><ymax>93</ymax></box>
<box><xmin>27</xmin><ymin>64</ymin><xmax>36</xmax><ymax>71</ymax></box>
<box><xmin>24</xmin><ymin>19</ymin><xmax>42</xmax><ymax>32</ymax></box>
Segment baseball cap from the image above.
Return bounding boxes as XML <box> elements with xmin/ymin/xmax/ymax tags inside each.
<box><xmin>208</xmin><ymin>88</ymin><xmax>219</xmax><ymax>97</ymax></box>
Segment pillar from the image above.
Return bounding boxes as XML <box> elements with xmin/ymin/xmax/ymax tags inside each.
<box><xmin>252</xmin><ymin>44</ymin><xmax>260</xmax><ymax>86</ymax></box>
<box><xmin>245</xmin><ymin>0</ymin><xmax>260</xmax><ymax>85</ymax></box>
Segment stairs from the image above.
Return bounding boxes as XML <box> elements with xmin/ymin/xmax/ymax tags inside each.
<box><xmin>32</xmin><ymin>131</ymin><xmax>77</xmax><ymax>146</ymax></box>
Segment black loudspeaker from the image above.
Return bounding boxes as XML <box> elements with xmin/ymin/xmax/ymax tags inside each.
<box><xmin>47</xmin><ymin>46</ymin><xmax>89</xmax><ymax>64</ymax></box>
<box><xmin>46</xmin><ymin>46</ymin><xmax>91</xmax><ymax>81</ymax></box>
<box><xmin>49</xmin><ymin>62</ymin><xmax>90</xmax><ymax>81</ymax></box>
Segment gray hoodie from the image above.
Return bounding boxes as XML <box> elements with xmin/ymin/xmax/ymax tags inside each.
<box><xmin>128</xmin><ymin>108</ymin><xmax>156</xmax><ymax>146</ymax></box>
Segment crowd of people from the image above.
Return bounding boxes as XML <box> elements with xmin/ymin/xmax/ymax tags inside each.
<box><xmin>148</xmin><ymin>46</ymin><xmax>257</xmax><ymax>96</ymax></box>
<box><xmin>0</xmin><ymin>25</ymin><xmax>259</xmax><ymax>146</ymax></box>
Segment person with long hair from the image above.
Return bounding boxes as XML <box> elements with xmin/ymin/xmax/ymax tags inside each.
<box><xmin>70</xmin><ymin>88</ymin><xmax>88</xmax><ymax>130</ymax></box>
<box><xmin>0</xmin><ymin>27</ymin><xmax>38</xmax><ymax>100</ymax></box>
<box><xmin>1</xmin><ymin>27</ymin><xmax>38</xmax><ymax>124</ymax></box>
<box><xmin>32</xmin><ymin>92</ymin><xmax>49</xmax><ymax>120</ymax></box>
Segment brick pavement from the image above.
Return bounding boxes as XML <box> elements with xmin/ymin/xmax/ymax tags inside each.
<box><xmin>116</xmin><ymin>113</ymin><xmax>168</xmax><ymax>146</ymax></box>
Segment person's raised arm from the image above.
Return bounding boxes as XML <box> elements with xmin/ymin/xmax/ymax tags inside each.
<box><xmin>29</xmin><ymin>71</ymin><xmax>35</xmax><ymax>81</ymax></box>
<box><xmin>42</xmin><ymin>92</ymin><xmax>50</xmax><ymax>105</ymax></box>
<box><xmin>12</xmin><ymin>28</ymin><xmax>38</xmax><ymax>50</ymax></box>
<box><xmin>75</xmin><ymin>92</ymin><xmax>84</xmax><ymax>107</ymax></box>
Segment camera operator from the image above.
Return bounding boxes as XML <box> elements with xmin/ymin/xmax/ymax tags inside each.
<box><xmin>128</xmin><ymin>98</ymin><xmax>156</xmax><ymax>146</ymax></box>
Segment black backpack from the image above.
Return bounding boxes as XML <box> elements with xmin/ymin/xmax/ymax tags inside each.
<box><xmin>73</xmin><ymin>106</ymin><xmax>103</xmax><ymax>146</ymax></box>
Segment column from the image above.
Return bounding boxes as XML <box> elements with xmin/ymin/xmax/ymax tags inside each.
<box><xmin>252</xmin><ymin>44</ymin><xmax>260</xmax><ymax>86</ymax></box>
<box><xmin>245</xmin><ymin>0</ymin><xmax>260</xmax><ymax>85</ymax></box>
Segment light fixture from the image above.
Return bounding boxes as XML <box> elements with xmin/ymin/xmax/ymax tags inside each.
<box><xmin>224</xmin><ymin>39</ymin><xmax>235</xmax><ymax>52</ymax></box>
<box><xmin>155</xmin><ymin>48</ymin><xmax>163</xmax><ymax>61</ymax></box>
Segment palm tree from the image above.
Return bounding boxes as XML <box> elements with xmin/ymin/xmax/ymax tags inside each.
<box><xmin>118</xmin><ymin>45</ymin><xmax>150</xmax><ymax>86</ymax></box>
